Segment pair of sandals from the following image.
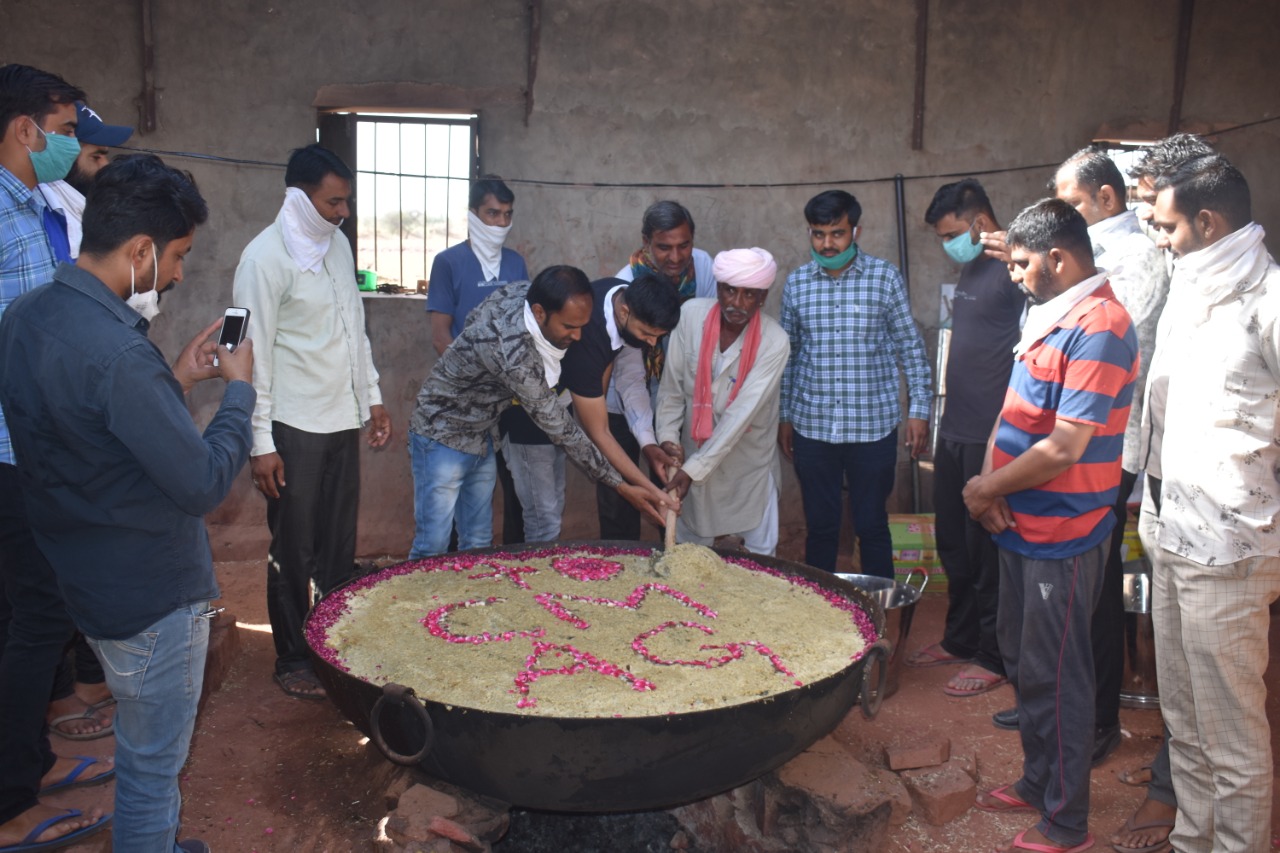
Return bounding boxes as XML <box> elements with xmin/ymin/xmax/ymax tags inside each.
<box><xmin>274</xmin><ymin>669</ymin><xmax>326</xmax><ymax>700</ymax></box>
<box><xmin>977</xmin><ymin>785</ymin><xmax>1095</xmax><ymax>852</ymax></box>
<box><xmin>906</xmin><ymin>642</ymin><xmax>1008</xmax><ymax>697</ymax></box>
<box><xmin>48</xmin><ymin>698</ymin><xmax>116</xmax><ymax>742</ymax></box>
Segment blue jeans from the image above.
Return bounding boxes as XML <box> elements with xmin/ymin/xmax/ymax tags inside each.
<box><xmin>409</xmin><ymin>432</ymin><xmax>496</xmax><ymax>558</ymax></box>
<box><xmin>791</xmin><ymin>428</ymin><xmax>898</xmax><ymax>577</ymax></box>
<box><xmin>88</xmin><ymin>601</ymin><xmax>211</xmax><ymax>852</ymax></box>
<box><xmin>502</xmin><ymin>435</ymin><xmax>566</xmax><ymax>543</ymax></box>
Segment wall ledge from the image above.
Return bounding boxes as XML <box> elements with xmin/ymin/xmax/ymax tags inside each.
<box><xmin>313</xmin><ymin>82</ymin><xmax>524</xmax><ymax>113</ymax></box>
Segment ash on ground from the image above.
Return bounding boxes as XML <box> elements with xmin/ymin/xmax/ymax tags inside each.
<box><xmin>493</xmin><ymin>809</ymin><xmax>701</xmax><ymax>853</ymax></box>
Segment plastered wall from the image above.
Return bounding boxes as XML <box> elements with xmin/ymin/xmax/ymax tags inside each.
<box><xmin>3</xmin><ymin>0</ymin><xmax>1278</xmax><ymax>562</ymax></box>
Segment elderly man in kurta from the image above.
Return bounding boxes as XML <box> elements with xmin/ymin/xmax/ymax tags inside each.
<box><xmin>656</xmin><ymin>248</ymin><xmax>790</xmax><ymax>555</ymax></box>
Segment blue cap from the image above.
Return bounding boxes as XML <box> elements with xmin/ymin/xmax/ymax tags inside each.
<box><xmin>75</xmin><ymin>102</ymin><xmax>133</xmax><ymax>147</ymax></box>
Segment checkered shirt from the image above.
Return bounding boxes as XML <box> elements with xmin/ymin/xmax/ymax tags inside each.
<box><xmin>780</xmin><ymin>252</ymin><xmax>931</xmax><ymax>443</ymax></box>
<box><xmin>0</xmin><ymin>166</ymin><xmax>57</xmax><ymax>465</ymax></box>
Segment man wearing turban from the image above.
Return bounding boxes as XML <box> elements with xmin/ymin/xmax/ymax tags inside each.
<box><xmin>655</xmin><ymin>248</ymin><xmax>790</xmax><ymax>554</ymax></box>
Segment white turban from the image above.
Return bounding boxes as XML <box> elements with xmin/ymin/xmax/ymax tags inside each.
<box><xmin>712</xmin><ymin>247</ymin><xmax>776</xmax><ymax>290</ymax></box>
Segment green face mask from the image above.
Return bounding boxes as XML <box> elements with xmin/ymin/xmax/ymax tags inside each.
<box><xmin>811</xmin><ymin>242</ymin><xmax>858</xmax><ymax>270</ymax></box>
<box><xmin>26</xmin><ymin>123</ymin><xmax>80</xmax><ymax>184</ymax></box>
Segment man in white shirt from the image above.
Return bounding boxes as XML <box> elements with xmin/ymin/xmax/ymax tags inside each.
<box><xmin>655</xmin><ymin>248</ymin><xmax>789</xmax><ymax>554</ymax></box>
<box><xmin>1053</xmin><ymin>147</ymin><xmax>1171</xmax><ymax>764</ymax></box>
<box><xmin>233</xmin><ymin>144</ymin><xmax>391</xmax><ymax>700</ymax></box>
<box><xmin>1145</xmin><ymin>153</ymin><xmax>1280</xmax><ymax>853</ymax></box>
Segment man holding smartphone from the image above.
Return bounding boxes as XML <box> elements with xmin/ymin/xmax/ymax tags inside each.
<box><xmin>233</xmin><ymin>144</ymin><xmax>391</xmax><ymax>701</ymax></box>
<box><xmin>0</xmin><ymin>154</ymin><xmax>251</xmax><ymax>853</ymax></box>
<box><xmin>213</xmin><ymin>307</ymin><xmax>248</xmax><ymax>364</ymax></box>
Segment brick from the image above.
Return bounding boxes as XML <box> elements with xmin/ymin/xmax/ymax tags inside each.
<box><xmin>873</xmin><ymin>767</ymin><xmax>913</xmax><ymax>826</ymax></box>
<box><xmin>777</xmin><ymin>738</ymin><xmax>891</xmax><ymax>815</ymax></box>
<box><xmin>899</xmin><ymin>759</ymin><xmax>977</xmax><ymax>825</ymax></box>
<box><xmin>885</xmin><ymin>737</ymin><xmax>950</xmax><ymax>771</ymax></box>
<box><xmin>950</xmin><ymin>749</ymin><xmax>978</xmax><ymax>781</ymax></box>
<box><xmin>403</xmin><ymin>784</ymin><xmax>461</xmax><ymax>819</ymax></box>
<box><xmin>385</xmin><ymin>784</ymin><xmax>467</xmax><ymax>848</ymax></box>
<box><xmin>427</xmin><ymin>816</ymin><xmax>485</xmax><ymax>852</ymax></box>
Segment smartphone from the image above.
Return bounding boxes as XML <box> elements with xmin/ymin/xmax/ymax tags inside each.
<box><xmin>213</xmin><ymin>307</ymin><xmax>250</xmax><ymax>366</ymax></box>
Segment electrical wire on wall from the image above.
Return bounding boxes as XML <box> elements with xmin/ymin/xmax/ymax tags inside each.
<box><xmin>116</xmin><ymin>113</ymin><xmax>1280</xmax><ymax>191</ymax></box>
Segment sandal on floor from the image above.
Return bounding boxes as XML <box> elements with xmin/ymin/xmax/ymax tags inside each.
<box><xmin>48</xmin><ymin>698</ymin><xmax>115</xmax><ymax>742</ymax></box>
<box><xmin>38</xmin><ymin>755</ymin><xmax>115</xmax><ymax>795</ymax></box>
<box><xmin>1111</xmin><ymin>814</ymin><xmax>1174</xmax><ymax>853</ymax></box>
<box><xmin>976</xmin><ymin>783</ymin><xmax>1038</xmax><ymax>814</ymax></box>
<box><xmin>997</xmin><ymin>829</ymin><xmax>1093</xmax><ymax>853</ymax></box>
<box><xmin>943</xmin><ymin>667</ymin><xmax>1008</xmax><ymax>697</ymax></box>
<box><xmin>274</xmin><ymin>669</ymin><xmax>326</xmax><ymax>700</ymax></box>
<box><xmin>905</xmin><ymin>642</ymin><xmax>971</xmax><ymax>668</ymax></box>
<box><xmin>0</xmin><ymin>807</ymin><xmax>112</xmax><ymax>853</ymax></box>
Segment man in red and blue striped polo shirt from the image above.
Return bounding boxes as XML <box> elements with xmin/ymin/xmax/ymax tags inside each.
<box><xmin>963</xmin><ymin>198</ymin><xmax>1139</xmax><ymax>853</ymax></box>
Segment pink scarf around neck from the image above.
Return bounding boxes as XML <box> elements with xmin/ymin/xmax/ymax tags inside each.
<box><xmin>691</xmin><ymin>307</ymin><xmax>762</xmax><ymax>445</ymax></box>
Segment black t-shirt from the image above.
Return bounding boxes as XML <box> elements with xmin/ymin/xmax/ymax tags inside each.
<box><xmin>940</xmin><ymin>254</ymin><xmax>1026</xmax><ymax>444</ymax></box>
<box><xmin>559</xmin><ymin>277</ymin><xmax>627</xmax><ymax>399</ymax></box>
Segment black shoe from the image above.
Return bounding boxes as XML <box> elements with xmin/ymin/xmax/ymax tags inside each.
<box><xmin>992</xmin><ymin>707</ymin><xmax>1018</xmax><ymax>730</ymax></box>
<box><xmin>178</xmin><ymin>840</ymin><xmax>211</xmax><ymax>853</ymax></box>
<box><xmin>1092</xmin><ymin>723</ymin><xmax>1122</xmax><ymax>766</ymax></box>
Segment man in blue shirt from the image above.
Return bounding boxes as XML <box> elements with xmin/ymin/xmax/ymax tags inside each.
<box><xmin>779</xmin><ymin>190</ymin><xmax>932</xmax><ymax>577</ymax></box>
<box><xmin>0</xmin><ymin>155</ymin><xmax>255</xmax><ymax>853</ymax></box>
<box><xmin>426</xmin><ymin>175</ymin><xmax>528</xmax><ymax>350</ymax></box>
<box><xmin>426</xmin><ymin>176</ymin><xmax>542</xmax><ymax>544</ymax></box>
<box><xmin>0</xmin><ymin>63</ymin><xmax>118</xmax><ymax>852</ymax></box>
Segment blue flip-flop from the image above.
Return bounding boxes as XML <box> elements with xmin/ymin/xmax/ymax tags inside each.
<box><xmin>37</xmin><ymin>756</ymin><xmax>114</xmax><ymax>795</ymax></box>
<box><xmin>0</xmin><ymin>808</ymin><xmax>111</xmax><ymax>853</ymax></box>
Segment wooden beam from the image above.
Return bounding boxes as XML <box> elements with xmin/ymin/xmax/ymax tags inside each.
<box><xmin>139</xmin><ymin>0</ymin><xmax>157</xmax><ymax>133</ymax></box>
<box><xmin>911</xmin><ymin>0</ymin><xmax>929</xmax><ymax>150</ymax></box>
<box><xmin>525</xmin><ymin>0</ymin><xmax>543</xmax><ymax>127</ymax></box>
<box><xmin>1168</xmin><ymin>0</ymin><xmax>1194</xmax><ymax>135</ymax></box>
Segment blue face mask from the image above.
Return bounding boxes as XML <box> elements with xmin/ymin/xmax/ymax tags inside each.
<box><xmin>942</xmin><ymin>223</ymin><xmax>983</xmax><ymax>264</ymax></box>
<box><xmin>26</xmin><ymin>122</ymin><xmax>80</xmax><ymax>184</ymax></box>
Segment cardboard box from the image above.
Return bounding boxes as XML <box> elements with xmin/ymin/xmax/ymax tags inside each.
<box><xmin>890</xmin><ymin>513</ymin><xmax>945</xmax><ymax>591</ymax></box>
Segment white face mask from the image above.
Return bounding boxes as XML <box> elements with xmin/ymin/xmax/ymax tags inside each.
<box><xmin>126</xmin><ymin>244</ymin><xmax>162</xmax><ymax>321</ymax></box>
<box><xmin>467</xmin><ymin>209</ymin><xmax>512</xmax><ymax>282</ymax></box>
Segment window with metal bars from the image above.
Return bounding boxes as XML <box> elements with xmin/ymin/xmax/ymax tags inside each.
<box><xmin>319</xmin><ymin>111</ymin><xmax>479</xmax><ymax>295</ymax></box>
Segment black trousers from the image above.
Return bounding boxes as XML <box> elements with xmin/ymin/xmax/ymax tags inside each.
<box><xmin>1093</xmin><ymin>467</ymin><xmax>1138</xmax><ymax>729</ymax></box>
<box><xmin>998</xmin><ymin>541</ymin><xmax>1105</xmax><ymax>847</ymax></box>
<box><xmin>50</xmin><ymin>633</ymin><xmax>105</xmax><ymax>701</ymax></box>
<box><xmin>266</xmin><ymin>424</ymin><xmax>360</xmax><ymax>674</ymax></box>
<box><xmin>0</xmin><ymin>463</ymin><xmax>73</xmax><ymax>823</ymax></box>
<box><xmin>933</xmin><ymin>438</ymin><xmax>1004</xmax><ymax>674</ymax></box>
<box><xmin>496</xmin><ymin>449</ymin><xmax>524</xmax><ymax>545</ymax></box>
<box><xmin>595</xmin><ymin>412</ymin><xmax>642</xmax><ymax>540</ymax></box>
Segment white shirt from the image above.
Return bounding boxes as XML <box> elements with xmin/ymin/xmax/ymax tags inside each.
<box><xmin>38</xmin><ymin>181</ymin><xmax>85</xmax><ymax>259</ymax></box>
<box><xmin>1088</xmin><ymin>209</ymin><xmax>1170</xmax><ymax>469</ymax></box>
<box><xmin>655</xmin><ymin>298</ymin><xmax>790</xmax><ymax>536</ymax></box>
<box><xmin>1152</xmin><ymin>224</ymin><xmax>1280</xmax><ymax>566</ymax></box>
<box><xmin>607</xmin><ymin>247</ymin><xmax>718</xmax><ymax>443</ymax></box>
<box><xmin>232</xmin><ymin>216</ymin><xmax>383</xmax><ymax>456</ymax></box>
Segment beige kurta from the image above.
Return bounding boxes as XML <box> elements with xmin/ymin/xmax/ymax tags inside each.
<box><xmin>656</xmin><ymin>298</ymin><xmax>790</xmax><ymax>537</ymax></box>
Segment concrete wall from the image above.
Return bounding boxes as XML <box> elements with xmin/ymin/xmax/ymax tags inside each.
<box><xmin>3</xmin><ymin>0</ymin><xmax>1278</xmax><ymax>565</ymax></box>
